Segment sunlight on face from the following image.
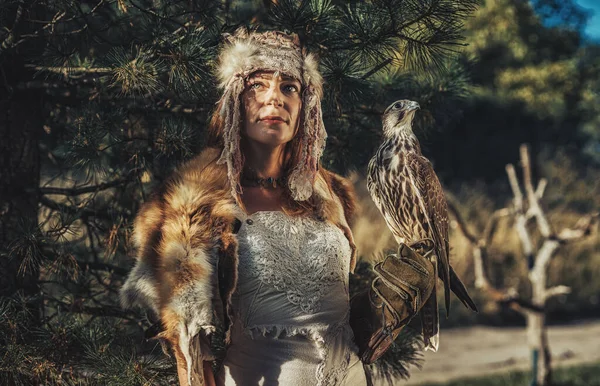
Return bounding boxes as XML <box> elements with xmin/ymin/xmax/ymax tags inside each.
<box><xmin>242</xmin><ymin>71</ymin><xmax>302</xmax><ymax>148</ymax></box>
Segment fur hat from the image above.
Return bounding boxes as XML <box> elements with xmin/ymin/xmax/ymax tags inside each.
<box><xmin>215</xmin><ymin>28</ymin><xmax>326</xmax><ymax>202</ymax></box>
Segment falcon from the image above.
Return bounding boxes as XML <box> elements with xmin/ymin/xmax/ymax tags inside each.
<box><xmin>367</xmin><ymin>99</ymin><xmax>477</xmax><ymax>351</ymax></box>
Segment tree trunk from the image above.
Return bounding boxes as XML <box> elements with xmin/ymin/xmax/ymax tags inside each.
<box><xmin>526</xmin><ymin>312</ymin><xmax>552</xmax><ymax>386</ymax></box>
<box><xmin>0</xmin><ymin>55</ymin><xmax>43</xmax><ymax>319</ymax></box>
<box><xmin>452</xmin><ymin>145</ymin><xmax>596</xmax><ymax>386</ymax></box>
<box><xmin>527</xmin><ymin>241</ymin><xmax>557</xmax><ymax>386</ymax></box>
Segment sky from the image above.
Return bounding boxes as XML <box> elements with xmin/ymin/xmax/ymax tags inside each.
<box><xmin>574</xmin><ymin>0</ymin><xmax>600</xmax><ymax>40</ymax></box>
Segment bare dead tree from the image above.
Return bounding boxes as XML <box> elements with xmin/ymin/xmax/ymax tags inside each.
<box><xmin>447</xmin><ymin>144</ymin><xmax>598</xmax><ymax>386</ymax></box>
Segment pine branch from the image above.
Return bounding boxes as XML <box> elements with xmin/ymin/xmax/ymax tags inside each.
<box><xmin>0</xmin><ymin>0</ymin><xmax>24</xmax><ymax>53</ymax></box>
<box><xmin>128</xmin><ymin>0</ymin><xmax>188</xmax><ymax>29</ymax></box>
<box><xmin>72</xmin><ymin>0</ymin><xmax>119</xmax><ymax>46</ymax></box>
<box><xmin>368</xmin><ymin>328</ymin><xmax>424</xmax><ymax>384</ymax></box>
<box><xmin>1</xmin><ymin>2</ymin><xmax>482</xmax><ymax>383</ymax></box>
<box><xmin>361</xmin><ymin>58</ymin><xmax>393</xmax><ymax>80</ymax></box>
<box><xmin>25</xmin><ymin>64</ymin><xmax>112</xmax><ymax>75</ymax></box>
<box><xmin>39</xmin><ymin>196</ymin><xmax>114</xmax><ymax>223</ymax></box>
<box><xmin>39</xmin><ymin>178</ymin><xmax>129</xmax><ymax>196</ymax></box>
<box><xmin>47</xmin><ymin>297</ymin><xmax>136</xmax><ymax>321</ymax></box>
<box><xmin>25</xmin><ymin>0</ymin><xmax>116</xmax><ymax>25</ymax></box>
<box><xmin>76</xmin><ymin>260</ymin><xmax>128</xmax><ymax>277</ymax></box>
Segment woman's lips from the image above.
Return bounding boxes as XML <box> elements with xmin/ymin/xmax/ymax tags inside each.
<box><xmin>259</xmin><ymin>116</ymin><xmax>286</xmax><ymax>124</ymax></box>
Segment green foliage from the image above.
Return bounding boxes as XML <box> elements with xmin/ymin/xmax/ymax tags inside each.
<box><xmin>0</xmin><ymin>295</ymin><xmax>173</xmax><ymax>385</ymax></box>
<box><xmin>432</xmin><ymin>0</ymin><xmax>600</xmax><ymax>183</ymax></box>
<box><xmin>418</xmin><ymin>361</ymin><xmax>600</xmax><ymax>386</ymax></box>
<box><xmin>432</xmin><ymin>0</ymin><xmax>600</xmax><ymax>326</ymax></box>
<box><xmin>322</xmin><ymin>59</ymin><xmax>472</xmax><ymax>171</ymax></box>
<box><xmin>437</xmin><ymin>147</ymin><xmax>600</xmax><ymax>329</ymax></box>
<box><xmin>0</xmin><ymin>0</ymin><xmax>480</xmax><ymax>384</ymax></box>
<box><xmin>3</xmin><ymin>0</ymin><xmax>597</xmax><ymax>383</ymax></box>
<box><xmin>367</xmin><ymin>328</ymin><xmax>425</xmax><ymax>385</ymax></box>
<box><xmin>6</xmin><ymin>219</ymin><xmax>47</xmax><ymax>278</ymax></box>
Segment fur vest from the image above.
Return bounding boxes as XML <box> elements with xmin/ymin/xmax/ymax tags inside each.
<box><xmin>120</xmin><ymin>147</ymin><xmax>358</xmax><ymax>385</ymax></box>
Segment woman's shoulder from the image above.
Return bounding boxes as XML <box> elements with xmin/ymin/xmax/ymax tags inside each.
<box><xmin>171</xmin><ymin>147</ymin><xmax>225</xmax><ymax>183</ymax></box>
<box><xmin>317</xmin><ymin>168</ymin><xmax>359</xmax><ymax>227</ymax></box>
<box><xmin>153</xmin><ymin>147</ymin><xmax>227</xmax><ymax>195</ymax></box>
<box><xmin>136</xmin><ymin>147</ymin><xmax>229</xmax><ymax>216</ymax></box>
<box><xmin>132</xmin><ymin>147</ymin><xmax>235</xmax><ymax>250</ymax></box>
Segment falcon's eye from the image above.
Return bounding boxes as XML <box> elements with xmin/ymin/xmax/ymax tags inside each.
<box><xmin>393</xmin><ymin>102</ymin><xmax>403</xmax><ymax>110</ymax></box>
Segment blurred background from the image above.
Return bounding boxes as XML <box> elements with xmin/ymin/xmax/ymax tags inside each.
<box><xmin>1</xmin><ymin>0</ymin><xmax>598</xmax><ymax>385</ymax></box>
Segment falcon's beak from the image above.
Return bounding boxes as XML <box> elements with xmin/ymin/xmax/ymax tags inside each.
<box><xmin>407</xmin><ymin>101</ymin><xmax>420</xmax><ymax>112</ymax></box>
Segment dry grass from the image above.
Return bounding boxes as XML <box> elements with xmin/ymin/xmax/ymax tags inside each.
<box><xmin>349</xmin><ymin>167</ymin><xmax>600</xmax><ymax>325</ymax></box>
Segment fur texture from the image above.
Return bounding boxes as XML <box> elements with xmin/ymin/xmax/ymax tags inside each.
<box><xmin>215</xmin><ymin>28</ymin><xmax>326</xmax><ymax>203</ymax></box>
<box><xmin>120</xmin><ymin>147</ymin><xmax>358</xmax><ymax>385</ymax></box>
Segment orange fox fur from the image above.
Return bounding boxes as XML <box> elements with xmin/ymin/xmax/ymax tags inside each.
<box><xmin>120</xmin><ymin>147</ymin><xmax>358</xmax><ymax>385</ymax></box>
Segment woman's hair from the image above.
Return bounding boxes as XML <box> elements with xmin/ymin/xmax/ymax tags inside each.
<box><xmin>212</xmin><ymin>28</ymin><xmax>326</xmax><ymax>204</ymax></box>
<box><xmin>206</xmin><ymin>95</ymin><xmax>330</xmax><ymax>218</ymax></box>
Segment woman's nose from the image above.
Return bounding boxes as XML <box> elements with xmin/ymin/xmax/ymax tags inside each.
<box><xmin>264</xmin><ymin>84</ymin><xmax>283</xmax><ymax>106</ymax></box>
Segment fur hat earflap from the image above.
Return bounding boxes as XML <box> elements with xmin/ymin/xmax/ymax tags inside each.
<box><xmin>215</xmin><ymin>28</ymin><xmax>327</xmax><ymax>203</ymax></box>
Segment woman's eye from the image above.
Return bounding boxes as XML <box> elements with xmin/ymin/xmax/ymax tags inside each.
<box><xmin>249</xmin><ymin>82</ymin><xmax>263</xmax><ymax>90</ymax></box>
<box><xmin>283</xmin><ymin>84</ymin><xmax>299</xmax><ymax>93</ymax></box>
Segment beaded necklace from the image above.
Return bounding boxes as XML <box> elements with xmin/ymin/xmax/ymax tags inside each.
<box><xmin>240</xmin><ymin>170</ymin><xmax>286</xmax><ymax>189</ymax></box>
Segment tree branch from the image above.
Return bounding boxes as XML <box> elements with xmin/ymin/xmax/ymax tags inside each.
<box><xmin>0</xmin><ymin>0</ymin><xmax>24</xmax><ymax>52</ymax></box>
<box><xmin>507</xmin><ymin>162</ymin><xmax>535</xmax><ymax>268</ymax></box>
<box><xmin>530</xmin><ymin>239</ymin><xmax>560</xmax><ymax>286</ymax></box>
<box><xmin>47</xmin><ymin>297</ymin><xmax>136</xmax><ymax>321</ymax></box>
<box><xmin>472</xmin><ymin>247</ymin><xmax>491</xmax><ymax>290</ymax></box>
<box><xmin>506</xmin><ymin>164</ymin><xmax>524</xmax><ymax>213</ymax></box>
<box><xmin>24</xmin><ymin>64</ymin><xmax>112</xmax><ymax>75</ymax></box>
<box><xmin>446</xmin><ymin>194</ymin><xmax>537</xmax><ymax>313</ymax></box>
<box><xmin>482</xmin><ymin>208</ymin><xmax>511</xmax><ymax>247</ymax></box>
<box><xmin>447</xmin><ymin>196</ymin><xmax>490</xmax><ymax>289</ymax></box>
<box><xmin>446</xmin><ymin>196</ymin><xmax>478</xmax><ymax>245</ymax></box>
<box><xmin>76</xmin><ymin>260</ymin><xmax>128</xmax><ymax>276</ymax></box>
<box><xmin>40</xmin><ymin>178</ymin><xmax>128</xmax><ymax>196</ymax></box>
<box><xmin>544</xmin><ymin>285</ymin><xmax>571</xmax><ymax>301</ymax></box>
<box><xmin>361</xmin><ymin>58</ymin><xmax>393</xmax><ymax>80</ymax></box>
<box><xmin>520</xmin><ymin>144</ymin><xmax>553</xmax><ymax>237</ymax></box>
<box><xmin>498</xmin><ymin>290</ymin><xmax>544</xmax><ymax>314</ymax></box>
<box><xmin>535</xmin><ymin>178</ymin><xmax>547</xmax><ymax>200</ymax></box>
<box><xmin>39</xmin><ymin>196</ymin><xmax>113</xmax><ymax>222</ymax></box>
<box><xmin>556</xmin><ymin>213</ymin><xmax>599</xmax><ymax>243</ymax></box>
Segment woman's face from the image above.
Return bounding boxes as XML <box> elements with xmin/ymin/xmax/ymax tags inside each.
<box><xmin>242</xmin><ymin>71</ymin><xmax>302</xmax><ymax>148</ymax></box>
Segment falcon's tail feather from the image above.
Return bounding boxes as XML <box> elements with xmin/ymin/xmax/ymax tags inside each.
<box><xmin>442</xmin><ymin>262</ymin><xmax>451</xmax><ymax>318</ymax></box>
<box><xmin>421</xmin><ymin>255</ymin><xmax>440</xmax><ymax>352</ymax></box>
<box><xmin>449</xmin><ymin>266</ymin><xmax>478</xmax><ymax>312</ymax></box>
<box><xmin>420</xmin><ymin>286</ymin><xmax>439</xmax><ymax>352</ymax></box>
<box><xmin>433</xmin><ymin>251</ymin><xmax>451</xmax><ymax>318</ymax></box>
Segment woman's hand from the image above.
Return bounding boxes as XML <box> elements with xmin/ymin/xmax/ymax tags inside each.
<box><xmin>349</xmin><ymin>241</ymin><xmax>436</xmax><ymax>364</ymax></box>
<box><xmin>203</xmin><ymin>361</ymin><xmax>216</xmax><ymax>386</ymax></box>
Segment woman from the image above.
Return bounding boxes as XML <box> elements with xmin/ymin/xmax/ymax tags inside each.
<box><xmin>120</xmin><ymin>29</ymin><xmax>434</xmax><ymax>386</ymax></box>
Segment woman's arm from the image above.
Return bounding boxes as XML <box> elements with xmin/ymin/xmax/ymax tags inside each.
<box><xmin>203</xmin><ymin>361</ymin><xmax>216</xmax><ymax>386</ymax></box>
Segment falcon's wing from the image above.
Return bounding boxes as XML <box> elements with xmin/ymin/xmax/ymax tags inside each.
<box><xmin>367</xmin><ymin>145</ymin><xmax>395</xmax><ymax>222</ymax></box>
<box><xmin>407</xmin><ymin>153</ymin><xmax>451</xmax><ymax>315</ymax></box>
<box><xmin>366</xmin><ymin>157</ymin><xmax>381</xmax><ymax>209</ymax></box>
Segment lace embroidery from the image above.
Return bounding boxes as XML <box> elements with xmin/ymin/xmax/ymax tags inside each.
<box><xmin>231</xmin><ymin>212</ymin><xmax>359</xmax><ymax>385</ymax></box>
<box><xmin>237</xmin><ymin>211</ymin><xmax>351</xmax><ymax>314</ymax></box>
<box><xmin>315</xmin><ymin>320</ymin><xmax>356</xmax><ymax>386</ymax></box>
<box><xmin>242</xmin><ymin>322</ymin><xmax>357</xmax><ymax>386</ymax></box>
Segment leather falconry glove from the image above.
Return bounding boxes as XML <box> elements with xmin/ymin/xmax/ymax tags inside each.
<box><xmin>350</xmin><ymin>239</ymin><xmax>436</xmax><ymax>364</ymax></box>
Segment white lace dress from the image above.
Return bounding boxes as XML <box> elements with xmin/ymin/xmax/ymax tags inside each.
<box><xmin>218</xmin><ymin>211</ymin><xmax>367</xmax><ymax>386</ymax></box>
